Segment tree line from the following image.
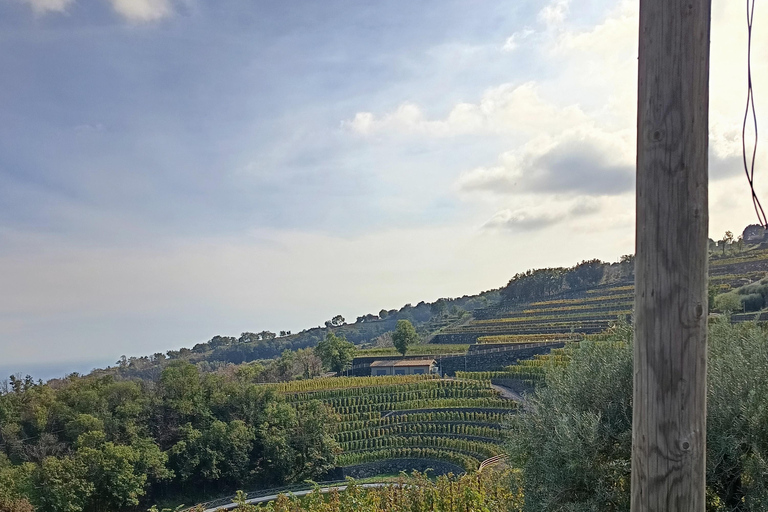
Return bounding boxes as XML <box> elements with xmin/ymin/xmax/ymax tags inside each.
<box><xmin>0</xmin><ymin>361</ymin><xmax>339</xmax><ymax>512</ymax></box>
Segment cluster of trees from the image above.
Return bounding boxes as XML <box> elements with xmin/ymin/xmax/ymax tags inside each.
<box><xmin>506</xmin><ymin>320</ymin><xmax>768</xmax><ymax>511</ymax></box>
<box><xmin>711</xmin><ymin>276</ymin><xmax>768</xmax><ymax>314</ymax></box>
<box><xmin>500</xmin><ymin>259</ymin><xmax>608</xmax><ymax>302</ymax></box>
<box><xmin>0</xmin><ymin>362</ymin><xmax>339</xmax><ymax>512</ymax></box>
<box><xmin>715</xmin><ymin>230</ymin><xmax>745</xmax><ymax>256</ymax></box>
<box><xmin>314</xmin><ymin>333</ymin><xmax>356</xmax><ymax>374</ymax></box>
<box><xmin>83</xmin><ymin>289</ymin><xmax>502</xmax><ymax>383</ymax></box>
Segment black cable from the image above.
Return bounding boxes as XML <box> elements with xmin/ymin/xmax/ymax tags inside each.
<box><xmin>743</xmin><ymin>0</ymin><xmax>767</xmax><ymax>228</ymax></box>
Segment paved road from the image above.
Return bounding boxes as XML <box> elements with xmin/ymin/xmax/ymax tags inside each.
<box><xmin>490</xmin><ymin>383</ymin><xmax>533</xmax><ymax>412</ymax></box>
<box><xmin>202</xmin><ymin>483</ymin><xmax>390</xmax><ymax>512</ymax></box>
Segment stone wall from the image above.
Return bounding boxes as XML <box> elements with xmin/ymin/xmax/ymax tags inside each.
<box><xmin>340</xmin><ymin>458</ymin><xmax>465</xmax><ymax>479</ymax></box>
<box><xmin>430</xmin><ymin>332</ymin><xmax>482</xmax><ymax>344</ymax></box>
<box><xmin>438</xmin><ymin>343</ymin><xmax>564</xmax><ymax>376</ymax></box>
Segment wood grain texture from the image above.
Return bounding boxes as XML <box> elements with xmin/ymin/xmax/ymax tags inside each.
<box><xmin>632</xmin><ymin>0</ymin><xmax>710</xmax><ymax>510</ymax></box>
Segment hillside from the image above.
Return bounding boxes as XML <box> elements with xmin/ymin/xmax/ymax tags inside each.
<box><xmin>5</xmin><ymin>227</ymin><xmax>768</xmax><ymax>511</ymax></box>
<box><xmin>48</xmin><ymin>225</ymin><xmax>768</xmax><ymax>384</ymax></box>
<box><xmin>276</xmin><ymin>375</ymin><xmax>512</xmax><ymax>475</ymax></box>
<box><xmin>428</xmin><ymin>242</ymin><xmax>768</xmax><ymax>347</ymax></box>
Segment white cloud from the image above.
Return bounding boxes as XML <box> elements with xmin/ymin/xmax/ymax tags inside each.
<box><xmin>538</xmin><ymin>0</ymin><xmax>570</xmax><ymax>28</ymax></box>
<box><xmin>16</xmin><ymin>0</ymin><xmax>74</xmax><ymax>14</ymax></box>
<box><xmin>343</xmin><ymin>82</ymin><xmax>589</xmax><ymax>138</ymax></box>
<box><xmin>502</xmin><ymin>28</ymin><xmax>534</xmax><ymax>52</ymax></box>
<box><xmin>482</xmin><ymin>209</ymin><xmax>558</xmax><ymax>231</ymax></box>
<box><xmin>108</xmin><ymin>0</ymin><xmax>172</xmax><ymax>22</ymax></box>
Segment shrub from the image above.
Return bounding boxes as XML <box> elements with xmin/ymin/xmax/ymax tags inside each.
<box><xmin>505</xmin><ymin>329</ymin><xmax>632</xmax><ymax>512</ymax></box>
<box><xmin>714</xmin><ymin>292</ymin><xmax>742</xmax><ymax>313</ymax></box>
<box><xmin>740</xmin><ymin>293</ymin><xmax>764</xmax><ymax>312</ymax></box>
<box><xmin>506</xmin><ymin>321</ymin><xmax>768</xmax><ymax>511</ymax></box>
<box><xmin>707</xmin><ymin>321</ymin><xmax>768</xmax><ymax>510</ymax></box>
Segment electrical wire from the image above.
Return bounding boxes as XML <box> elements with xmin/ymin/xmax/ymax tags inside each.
<box><xmin>743</xmin><ymin>0</ymin><xmax>767</xmax><ymax>228</ymax></box>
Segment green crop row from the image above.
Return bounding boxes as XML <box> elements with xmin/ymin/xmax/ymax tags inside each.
<box><xmin>520</xmin><ymin>302</ymin><xmax>633</xmax><ymax>315</ymax></box>
<box><xmin>332</xmin><ymin>397</ymin><xmax>517</xmax><ymax>416</ymax></box>
<box><xmin>586</xmin><ymin>285</ymin><xmax>635</xmax><ymax>295</ymax></box>
<box><xmin>530</xmin><ymin>293</ymin><xmax>634</xmax><ymax>306</ymax></box>
<box><xmin>267</xmin><ymin>374</ymin><xmax>438</xmax><ymax>393</ymax></box>
<box><xmin>355</xmin><ymin>344</ymin><xmax>469</xmax><ymax>357</ymax></box>
<box><xmin>285</xmin><ymin>379</ymin><xmax>486</xmax><ymax>402</ymax></box>
<box><xmin>471</xmin><ymin>310</ymin><xmax>632</xmax><ymax>325</ymax></box>
<box><xmin>444</xmin><ymin>321</ymin><xmax>613</xmax><ymax>335</ymax></box>
<box><xmin>710</xmin><ymin>250</ymin><xmax>768</xmax><ymax>267</ymax></box>
<box><xmin>450</xmin><ymin>321</ymin><xmax>613</xmax><ymax>333</ymax></box>
<box><xmin>475</xmin><ymin>333</ymin><xmax>580</xmax><ymax>344</ymax></box>
<box><xmin>336</xmin><ymin>447</ymin><xmax>481</xmax><ymax>471</ymax></box>
<box><xmin>455</xmin><ymin>371</ymin><xmax>522</xmax><ymax>382</ymax></box>
<box><xmin>335</xmin><ymin>410</ymin><xmax>510</xmax><ymax>432</ymax></box>
<box><xmin>339</xmin><ymin>435</ymin><xmax>502</xmax><ymax>460</ymax></box>
<box><xmin>318</xmin><ymin>387</ymin><xmax>499</xmax><ymax>409</ymax></box>
<box><xmin>335</xmin><ymin>422</ymin><xmax>503</xmax><ymax>443</ymax></box>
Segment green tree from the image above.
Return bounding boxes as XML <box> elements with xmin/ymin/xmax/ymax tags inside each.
<box><xmin>314</xmin><ymin>333</ymin><xmax>356</xmax><ymax>374</ymax></box>
<box><xmin>714</xmin><ymin>292</ymin><xmax>742</xmax><ymax>314</ymax></box>
<box><xmin>77</xmin><ymin>442</ymin><xmax>148</xmax><ymax>511</ymax></box>
<box><xmin>392</xmin><ymin>320</ymin><xmax>419</xmax><ymax>357</ymax></box>
<box><xmin>257</xmin><ymin>400</ymin><xmax>337</xmax><ymax>485</ymax></box>
<box><xmin>159</xmin><ymin>361</ymin><xmax>203</xmax><ymax>417</ymax></box>
<box><xmin>290</xmin><ymin>401</ymin><xmax>339</xmax><ymax>481</ymax></box>
<box><xmin>168</xmin><ymin>420</ymin><xmax>255</xmax><ymax>486</ymax></box>
<box><xmin>33</xmin><ymin>456</ymin><xmax>93</xmax><ymax>512</ymax></box>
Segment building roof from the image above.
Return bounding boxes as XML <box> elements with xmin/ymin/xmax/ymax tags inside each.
<box><xmin>369</xmin><ymin>359</ymin><xmax>437</xmax><ymax>368</ymax></box>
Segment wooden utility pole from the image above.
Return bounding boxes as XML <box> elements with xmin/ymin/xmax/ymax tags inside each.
<box><xmin>633</xmin><ymin>0</ymin><xmax>710</xmax><ymax>510</ymax></box>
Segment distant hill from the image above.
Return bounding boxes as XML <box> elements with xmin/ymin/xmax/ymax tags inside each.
<box><xmin>39</xmin><ymin>225</ymin><xmax>768</xmax><ymax>382</ymax></box>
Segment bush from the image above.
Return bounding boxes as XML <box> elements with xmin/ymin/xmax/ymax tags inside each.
<box><xmin>714</xmin><ymin>292</ymin><xmax>742</xmax><ymax>313</ymax></box>
<box><xmin>505</xmin><ymin>325</ymin><xmax>633</xmax><ymax>512</ymax></box>
<box><xmin>741</xmin><ymin>293</ymin><xmax>764</xmax><ymax>312</ymax></box>
<box><xmin>506</xmin><ymin>321</ymin><xmax>768</xmax><ymax>511</ymax></box>
<box><xmin>707</xmin><ymin>321</ymin><xmax>768</xmax><ymax>510</ymax></box>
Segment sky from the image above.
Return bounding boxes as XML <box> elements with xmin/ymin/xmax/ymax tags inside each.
<box><xmin>1</xmin><ymin>0</ymin><xmax>766</xmax><ymax>380</ymax></box>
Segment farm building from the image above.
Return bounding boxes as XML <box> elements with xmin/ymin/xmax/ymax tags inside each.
<box><xmin>369</xmin><ymin>359</ymin><xmax>438</xmax><ymax>376</ymax></box>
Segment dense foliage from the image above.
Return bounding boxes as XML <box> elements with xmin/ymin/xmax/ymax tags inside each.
<box><xmin>500</xmin><ymin>259</ymin><xmax>615</xmax><ymax>302</ymax></box>
<box><xmin>229</xmin><ymin>470</ymin><xmax>523</xmax><ymax>512</ymax></box>
<box><xmin>0</xmin><ymin>362</ymin><xmax>339</xmax><ymax>512</ymax></box>
<box><xmin>506</xmin><ymin>321</ymin><xmax>768</xmax><ymax>511</ymax></box>
<box><xmin>713</xmin><ymin>276</ymin><xmax>768</xmax><ymax>313</ymax></box>
<box><xmin>314</xmin><ymin>333</ymin><xmax>357</xmax><ymax>374</ymax></box>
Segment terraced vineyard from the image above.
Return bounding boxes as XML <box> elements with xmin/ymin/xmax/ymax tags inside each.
<box><xmin>502</xmin><ymin>347</ymin><xmax>573</xmax><ymax>384</ymax></box>
<box><xmin>275</xmin><ymin>375</ymin><xmax>514</xmax><ymax>473</ymax></box>
<box><xmin>433</xmin><ymin>250</ymin><xmax>768</xmax><ymax>346</ymax></box>
<box><xmin>432</xmin><ymin>285</ymin><xmax>634</xmax><ymax>344</ymax></box>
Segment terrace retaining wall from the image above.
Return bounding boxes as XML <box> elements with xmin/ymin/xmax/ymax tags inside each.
<box><xmin>438</xmin><ymin>343</ymin><xmax>564</xmax><ymax>376</ymax></box>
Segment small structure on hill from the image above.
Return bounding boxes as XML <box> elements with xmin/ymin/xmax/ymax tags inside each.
<box><xmin>369</xmin><ymin>359</ymin><xmax>438</xmax><ymax>376</ymax></box>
